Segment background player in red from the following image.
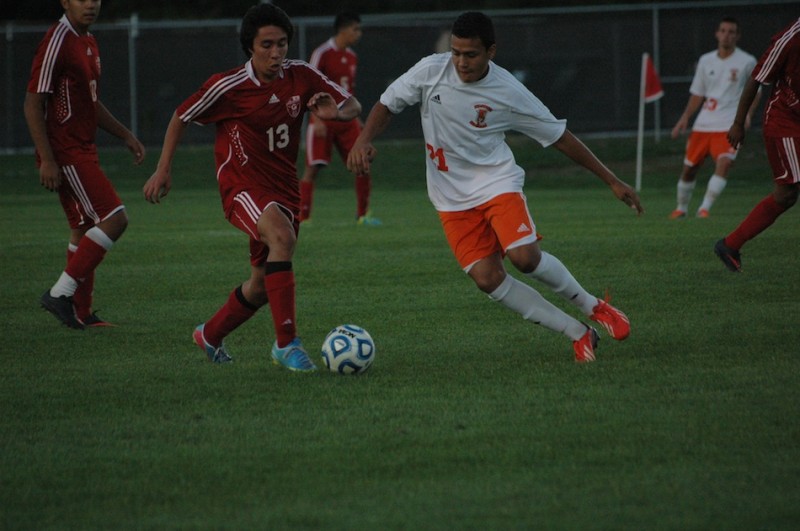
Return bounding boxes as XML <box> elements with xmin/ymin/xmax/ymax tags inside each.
<box><xmin>715</xmin><ymin>17</ymin><xmax>800</xmax><ymax>272</ymax></box>
<box><xmin>298</xmin><ymin>12</ymin><xmax>381</xmax><ymax>226</ymax></box>
<box><xmin>143</xmin><ymin>4</ymin><xmax>361</xmax><ymax>370</ymax></box>
<box><xmin>24</xmin><ymin>0</ymin><xmax>146</xmax><ymax>330</ymax></box>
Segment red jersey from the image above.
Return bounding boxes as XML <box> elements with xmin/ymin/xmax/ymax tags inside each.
<box><xmin>309</xmin><ymin>38</ymin><xmax>358</xmax><ymax>94</ymax></box>
<box><xmin>177</xmin><ymin>59</ymin><xmax>349</xmax><ymax>211</ymax></box>
<box><xmin>754</xmin><ymin>17</ymin><xmax>800</xmax><ymax>137</ymax></box>
<box><xmin>26</xmin><ymin>15</ymin><xmax>101</xmax><ymax>165</ymax></box>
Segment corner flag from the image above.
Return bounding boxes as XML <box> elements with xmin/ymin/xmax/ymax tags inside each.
<box><xmin>636</xmin><ymin>53</ymin><xmax>664</xmax><ymax>191</ymax></box>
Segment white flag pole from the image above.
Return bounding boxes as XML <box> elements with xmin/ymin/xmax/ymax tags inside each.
<box><xmin>635</xmin><ymin>53</ymin><xmax>647</xmax><ymax>192</ymax></box>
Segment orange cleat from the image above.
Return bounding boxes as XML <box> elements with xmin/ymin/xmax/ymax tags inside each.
<box><xmin>573</xmin><ymin>326</ymin><xmax>599</xmax><ymax>363</ymax></box>
<box><xmin>590</xmin><ymin>297</ymin><xmax>630</xmax><ymax>340</ymax></box>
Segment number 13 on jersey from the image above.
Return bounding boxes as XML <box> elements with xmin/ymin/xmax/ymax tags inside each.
<box><xmin>426</xmin><ymin>143</ymin><xmax>449</xmax><ymax>171</ymax></box>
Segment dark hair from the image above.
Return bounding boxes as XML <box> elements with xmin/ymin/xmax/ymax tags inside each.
<box><xmin>451</xmin><ymin>11</ymin><xmax>495</xmax><ymax>49</ymax></box>
<box><xmin>720</xmin><ymin>15</ymin><xmax>740</xmax><ymax>32</ymax></box>
<box><xmin>334</xmin><ymin>11</ymin><xmax>361</xmax><ymax>33</ymax></box>
<box><xmin>240</xmin><ymin>4</ymin><xmax>294</xmax><ymax>58</ymax></box>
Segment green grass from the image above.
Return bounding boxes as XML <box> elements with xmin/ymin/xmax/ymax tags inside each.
<box><xmin>2</xmin><ymin>134</ymin><xmax>799</xmax><ymax>529</ymax></box>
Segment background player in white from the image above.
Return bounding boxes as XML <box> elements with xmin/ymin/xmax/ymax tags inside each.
<box><xmin>348</xmin><ymin>11</ymin><xmax>643</xmax><ymax>362</ymax></box>
<box><xmin>298</xmin><ymin>12</ymin><xmax>380</xmax><ymax>226</ymax></box>
<box><xmin>669</xmin><ymin>16</ymin><xmax>759</xmax><ymax>219</ymax></box>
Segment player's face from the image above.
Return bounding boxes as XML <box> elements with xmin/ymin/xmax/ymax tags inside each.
<box><xmin>450</xmin><ymin>36</ymin><xmax>496</xmax><ymax>83</ymax></box>
<box><xmin>250</xmin><ymin>25</ymin><xmax>289</xmax><ymax>83</ymax></box>
<box><xmin>61</xmin><ymin>0</ymin><xmax>101</xmax><ymax>33</ymax></box>
<box><xmin>341</xmin><ymin>23</ymin><xmax>363</xmax><ymax>47</ymax></box>
<box><xmin>715</xmin><ymin>22</ymin><xmax>740</xmax><ymax>51</ymax></box>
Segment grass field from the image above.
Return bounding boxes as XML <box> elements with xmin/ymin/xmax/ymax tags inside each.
<box><xmin>2</xmin><ymin>133</ymin><xmax>799</xmax><ymax>529</ymax></box>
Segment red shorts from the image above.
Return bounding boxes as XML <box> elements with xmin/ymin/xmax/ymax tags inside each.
<box><xmin>305</xmin><ymin>118</ymin><xmax>361</xmax><ymax>167</ymax></box>
<box><xmin>226</xmin><ymin>189</ymin><xmax>299</xmax><ymax>267</ymax></box>
<box><xmin>684</xmin><ymin>131</ymin><xmax>737</xmax><ymax>166</ymax></box>
<box><xmin>58</xmin><ymin>161</ymin><xmax>124</xmax><ymax>230</ymax></box>
<box><xmin>765</xmin><ymin>136</ymin><xmax>800</xmax><ymax>184</ymax></box>
<box><xmin>438</xmin><ymin>192</ymin><xmax>540</xmax><ymax>271</ymax></box>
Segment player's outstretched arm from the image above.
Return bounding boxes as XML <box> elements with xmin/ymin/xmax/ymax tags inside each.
<box><xmin>308</xmin><ymin>93</ymin><xmax>361</xmax><ymax>122</ymax></box>
<box><xmin>347</xmin><ymin>102</ymin><xmax>394</xmax><ymax>175</ymax></box>
<box><xmin>143</xmin><ymin>112</ymin><xmax>187</xmax><ymax>204</ymax></box>
<box><xmin>552</xmin><ymin>130</ymin><xmax>644</xmax><ymax>215</ymax></box>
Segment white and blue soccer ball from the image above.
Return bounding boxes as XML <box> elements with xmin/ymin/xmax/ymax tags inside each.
<box><xmin>321</xmin><ymin>324</ymin><xmax>375</xmax><ymax>374</ymax></box>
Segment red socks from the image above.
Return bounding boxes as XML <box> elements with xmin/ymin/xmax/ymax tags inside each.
<box><xmin>264</xmin><ymin>262</ymin><xmax>296</xmax><ymax>348</ymax></box>
<box><xmin>356</xmin><ymin>174</ymin><xmax>371</xmax><ymax>218</ymax></box>
<box><xmin>725</xmin><ymin>194</ymin><xmax>788</xmax><ymax>250</ymax></box>
<box><xmin>67</xmin><ymin>246</ymin><xmax>94</xmax><ymax>321</ymax></box>
<box><xmin>203</xmin><ymin>285</ymin><xmax>262</xmax><ymax>347</ymax></box>
<box><xmin>299</xmin><ymin>181</ymin><xmax>314</xmax><ymax>221</ymax></box>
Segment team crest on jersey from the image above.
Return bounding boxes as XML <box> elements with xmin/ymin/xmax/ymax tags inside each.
<box><xmin>729</xmin><ymin>68</ymin><xmax>739</xmax><ymax>82</ymax></box>
<box><xmin>286</xmin><ymin>95</ymin><xmax>301</xmax><ymax>118</ymax></box>
<box><xmin>470</xmin><ymin>104</ymin><xmax>493</xmax><ymax>128</ymax></box>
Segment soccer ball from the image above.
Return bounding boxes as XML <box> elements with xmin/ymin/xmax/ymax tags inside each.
<box><xmin>321</xmin><ymin>324</ymin><xmax>375</xmax><ymax>374</ymax></box>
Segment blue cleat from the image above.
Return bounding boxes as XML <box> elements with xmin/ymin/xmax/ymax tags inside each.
<box><xmin>356</xmin><ymin>212</ymin><xmax>382</xmax><ymax>226</ymax></box>
<box><xmin>193</xmin><ymin>324</ymin><xmax>233</xmax><ymax>364</ymax></box>
<box><xmin>271</xmin><ymin>338</ymin><xmax>317</xmax><ymax>372</ymax></box>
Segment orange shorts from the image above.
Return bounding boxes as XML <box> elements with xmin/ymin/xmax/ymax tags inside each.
<box><xmin>438</xmin><ymin>192</ymin><xmax>539</xmax><ymax>271</ymax></box>
<box><xmin>684</xmin><ymin>131</ymin><xmax>737</xmax><ymax>167</ymax></box>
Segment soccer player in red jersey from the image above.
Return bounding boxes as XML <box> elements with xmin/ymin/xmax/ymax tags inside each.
<box><xmin>25</xmin><ymin>0</ymin><xmax>146</xmax><ymax>330</ymax></box>
<box><xmin>298</xmin><ymin>12</ymin><xmax>381</xmax><ymax>226</ymax></box>
<box><xmin>715</xmin><ymin>17</ymin><xmax>800</xmax><ymax>272</ymax></box>
<box><xmin>143</xmin><ymin>4</ymin><xmax>362</xmax><ymax>370</ymax></box>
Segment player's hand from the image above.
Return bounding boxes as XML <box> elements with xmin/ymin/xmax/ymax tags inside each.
<box><xmin>670</xmin><ymin>117</ymin><xmax>688</xmax><ymax>139</ymax></box>
<box><xmin>143</xmin><ymin>169</ymin><xmax>171</xmax><ymax>204</ymax></box>
<box><xmin>126</xmin><ymin>135</ymin><xmax>146</xmax><ymax>165</ymax></box>
<box><xmin>347</xmin><ymin>142</ymin><xmax>377</xmax><ymax>175</ymax></box>
<box><xmin>611</xmin><ymin>180</ymin><xmax>644</xmax><ymax>216</ymax></box>
<box><xmin>307</xmin><ymin>92</ymin><xmax>338</xmax><ymax>121</ymax></box>
<box><xmin>727</xmin><ymin>123</ymin><xmax>745</xmax><ymax>149</ymax></box>
<box><xmin>39</xmin><ymin>160</ymin><xmax>62</xmax><ymax>191</ymax></box>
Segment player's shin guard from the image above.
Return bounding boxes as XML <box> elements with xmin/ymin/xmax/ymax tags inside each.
<box><xmin>355</xmin><ymin>174</ymin><xmax>371</xmax><ymax>218</ymax></box>
<box><xmin>264</xmin><ymin>261</ymin><xmax>297</xmax><ymax>348</ymax></box>
<box><xmin>489</xmin><ymin>274</ymin><xmax>586</xmax><ymax>340</ymax></box>
<box><xmin>526</xmin><ymin>252</ymin><xmax>595</xmax><ymax>315</ymax></box>
<box><xmin>67</xmin><ymin>244</ymin><xmax>95</xmax><ymax>321</ymax></box>
<box><xmin>203</xmin><ymin>285</ymin><xmax>263</xmax><ymax>347</ymax></box>
<box><xmin>726</xmin><ymin>194</ymin><xmax>788</xmax><ymax>250</ymax></box>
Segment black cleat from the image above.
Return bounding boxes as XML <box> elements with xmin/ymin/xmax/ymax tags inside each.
<box><xmin>40</xmin><ymin>291</ymin><xmax>85</xmax><ymax>329</ymax></box>
<box><xmin>714</xmin><ymin>239</ymin><xmax>742</xmax><ymax>273</ymax></box>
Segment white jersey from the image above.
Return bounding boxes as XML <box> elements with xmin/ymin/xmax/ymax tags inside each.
<box><xmin>380</xmin><ymin>53</ymin><xmax>566</xmax><ymax>211</ymax></box>
<box><xmin>690</xmin><ymin>48</ymin><xmax>757</xmax><ymax>132</ymax></box>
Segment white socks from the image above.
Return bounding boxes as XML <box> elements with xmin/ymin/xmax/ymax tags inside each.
<box><xmin>526</xmin><ymin>252</ymin><xmax>596</xmax><ymax>315</ymax></box>
<box><xmin>488</xmin><ymin>252</ymin><xmax>598</xmax><ymax>340</ymax></box>
<box><xmin>489</xmin><ymin>275</ymin><xmax>586</xmax><ymax>341</ymax></box>
<box><xmin>699</xmin><ymin>174</ymin><xmax>727</xmax><ymax>212</ymax></box>
<box><xmin>676</xmin><ymin>179</ymin><xmax>696</xmax><ymax>212</ymax></box>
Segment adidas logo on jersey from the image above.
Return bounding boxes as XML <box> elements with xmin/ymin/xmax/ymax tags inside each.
<box><xmin>269</xmin><ymin>94</ymin><xmax>280</xmax><ymax>104</ymax></box>
<box><xmin>431</xmin><ymin>94</ymin><xmax>442</xmax><ymax>104</ymax></box>
<box><xmin>517</xmin><ymin>223</ymin><xmax>531</xmax><ymax>233</ymax></box>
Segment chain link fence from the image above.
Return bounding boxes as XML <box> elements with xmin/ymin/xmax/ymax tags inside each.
<box><xmin>1</xmin><ymin>1</ymin><xmax>796</xmax><ymax>151</ymax></box>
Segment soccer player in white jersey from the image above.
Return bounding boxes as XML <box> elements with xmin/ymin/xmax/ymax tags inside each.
<box><xmin>348</xmin><ymin>12</ymin><xmax>643</xmax><ymax>362</ymax></box>
<box><xmin>669</xmin><ymin>16</ymin><xmax>759</xmax><ymax>219</ymax></box>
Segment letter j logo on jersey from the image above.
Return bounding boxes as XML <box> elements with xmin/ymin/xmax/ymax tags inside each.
<box><xmin>470</xmin><ymin>104</ymin><xmax>492</xmax><ymax>128</ymax></box>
